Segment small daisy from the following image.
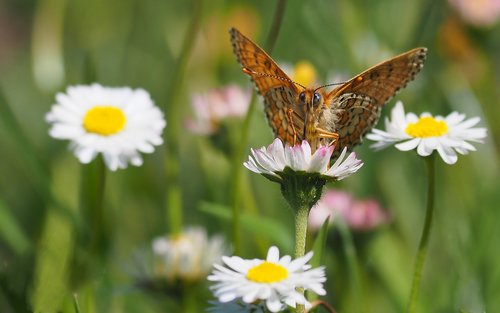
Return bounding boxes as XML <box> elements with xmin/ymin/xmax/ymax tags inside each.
<box><xmin>244</xmin><ymin>138</ymin><xmax>363</xmax><ymax>182</ymax></box>
<box><xmin>186</xmin><ymin>84</ymin><xmax>251</xmax><ymax>135</ymax></box>
<box><xmin>46</xmin><ymin>83</ymin><xmax>166</xmax><ymax>171</ymax></box>
<box><xmin>366</xmin><ymin>101</ymin><xmax>487</xmax><ymax>164</ymax></box>
<box><xmin>208</xmin><ymin>246</ymin><xmax>326</xmax><ymax>313</ymax></box>
<box><xmin>152</xmin><ymin>227</ymin><xmax>225</xmax><ymax>283</ymax></box>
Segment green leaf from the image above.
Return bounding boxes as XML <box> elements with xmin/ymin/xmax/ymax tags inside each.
<box><xmin>308</xmin><ymin>218</ymin><xmax>330</xmax><ymax>303</ymax></box>
<box><xmin>0</xmin><ymin>199</ymin><xmax>31</xmax><ymax>255</ymax></box>
<box><xmin>199</xmin><ymin>201</ymin><xmax>293</xmax><ymax>252</ymax></box>
<box><xmin>310</xmin><ymin>217</ymin><xmax>330</xmax><ymax>268</ymax></box>
<box><xmin>32</xmin><ymin>156</ymin><xmax>78</xmax><ymax>313</ymax></box>
<box><xmin>32</xmin><ymin>208</ymin><xmax>73</xmax><ymax>313</ymax></box>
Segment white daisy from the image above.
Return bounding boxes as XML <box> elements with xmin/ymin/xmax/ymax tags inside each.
<box><xmin>46</xmin><ymin>83</ymin><xmax>166</xmax><ymax>171</ymax></box>
<box><xmin>207</xmin><ymin>246</ymin><xmax>326</xmax><ymax>313</ymax></box>
<box><xmin>243</xmin><ymin>138</ymin><xmax>363</xmax><ymax>182</ymax></box>
<box><xmin>366</xmin><ymin>101</ymin><xmax>487</xmax><ymax>164</ymax></box>
<box><xmin>152</xmin><ymin>227</ymin><xmax>225</xmax><ymax>283</ymax></box>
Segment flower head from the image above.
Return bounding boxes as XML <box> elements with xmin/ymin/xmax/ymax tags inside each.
<box><xmin>366</xmin><ymin>101</ymin><xmax>487</xmax><ymax>164</ymax></box>
<box><xmin>309</xmin><ymin>190</ymin><xmax>391</xmax><ymax>231</ymax></box>
<box><xmin>152</xmin><ymin>227</ymin><xmax>225</xmax><ymax>284</ymax></box>
<box><xmin>46</xmin><ymin>83</ymin><xmax>166</xmax><ymax>171</ymax></box>
<box><xmin>208</xmin><ymin>246</ymin><xmax>326</xmax><ymax>313</ymax></box>
<box><xmin>244</xmin><ymin>138</ymin><xmax>363</xmax><ymax>182</ymax></box>
<box><xmin>186</xmin><ymin>84</ymin><xmax>251</xmax><ymax>134</ymax></box>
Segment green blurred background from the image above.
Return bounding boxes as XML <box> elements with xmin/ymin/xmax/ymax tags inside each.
<box><xmin>0</xmin><ymin>0</ymin><xmax>499</xmax><ymax>312</ymax></box>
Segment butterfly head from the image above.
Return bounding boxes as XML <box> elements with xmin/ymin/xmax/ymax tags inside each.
<box><xmin>298</xmin><ymin>89</ymin><xmax>323</xmax><ymax>111</ymax></box>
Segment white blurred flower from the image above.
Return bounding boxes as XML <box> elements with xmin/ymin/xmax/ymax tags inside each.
<box><xmin>208</xmin><ymin>246</ymin><xmax>326</xmax><ymax>313</ymax></box>
<box><xmin>244</xmin><ymin>138</ymin><xmax>363</xmax><ymax>182</ymax></box>
<box><xmin>46</xmin><ymin>83</ymin><xmax>166</xmax><ymax>171</ymax></box>
<box><xmin>186</xmin><ymin>84</ymin><xmax>251</xmax><ymax>134</ymax></box>
<box><xmin>367</xmin><ymin>101</ymin><xmax>487</xmax><ymax>164</ymax></box>
<box><xmin>309</xmin><ymin>190</ymin><xmax>391</xmax><ymax>231</ymax></box>
<box><xmin>152</xmin><ymin>227</ymin><xmax>225</xmax><ymax>283</ymax></box>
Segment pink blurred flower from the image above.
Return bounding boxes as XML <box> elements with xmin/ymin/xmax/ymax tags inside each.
<box><xmin>449</xmin><ymin>0</ymin><xmax>500</xmax><ymax>27</ymax></box>
<box><xmin>309</xmin><ymin>191</ymin><xmax>391</xmax><ymax>231</ymax></box>
<box><xmin>186</xmin><ymin>84</ymin><xmax>251</xmax><ymax>134</ymax></box>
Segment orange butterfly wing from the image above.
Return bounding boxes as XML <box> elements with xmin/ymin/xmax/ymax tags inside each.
<box><xmin>323</xmin><ymin>47</ymin><xmax>427</xmax><ymax>153</ymax></box>
<box><xmin>229</xmin><ymin>28</ymin><xmax>303</xmax><ymax>145</ymax></box>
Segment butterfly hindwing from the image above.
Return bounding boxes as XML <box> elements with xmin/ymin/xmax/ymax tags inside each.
<box><xmin>264</xmin><ymin>86</ymin><xmax>306</xmax><ymax>145</ymax></box>
<box><xmin>322</xmin><ymin>93</ymin><xmax>381</xmax><ymax>154</ymax></box>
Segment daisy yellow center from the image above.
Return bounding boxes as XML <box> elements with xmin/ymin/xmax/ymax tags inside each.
<box><xmin>247</xmin><ymin>262</ymin><xmax>288</xmax><ymax>283</ymax></box>
<box><xmin>83</xmin><ymin>106</ymin><xmax>126</xmax><ymax>136</ymax></box>
<box><xmin>293</xmin><ymin>61</ymin><xmax>317</xmax><ymax>87</ymax></box>
<box><xmin>405</xmin><ymin>117</ymin><xmax>448</xmax><ymax>138</ymax></box>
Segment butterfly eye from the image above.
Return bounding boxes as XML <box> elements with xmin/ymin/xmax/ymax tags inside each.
<box><xmin>313</xmin><ymin>92</ymin><xmax>321</xmax><ymax>105</ymax></box>
<box><xmin>299</xmin><ymin>92</ymin><xmax>306</xmax><ymax>103</ymax></box>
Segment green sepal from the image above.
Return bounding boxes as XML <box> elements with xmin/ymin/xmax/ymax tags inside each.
<box><xmin>279</xmin><ymin>168</ymin><xmax>327</xmax><ymax>213</ymax></box>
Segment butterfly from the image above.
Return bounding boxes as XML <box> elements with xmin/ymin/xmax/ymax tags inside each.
<box><xmin>229</xmin><ymin>27</ymin><xmax>427</xmax><ymax>157</ymax></box>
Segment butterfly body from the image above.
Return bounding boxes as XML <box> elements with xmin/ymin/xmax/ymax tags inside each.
<box><xmin>230</xmin><ymin>28</ymin><xmax>427</xmax><ymax>157</ymax></box>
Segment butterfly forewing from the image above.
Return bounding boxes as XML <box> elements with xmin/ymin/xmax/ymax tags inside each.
<box><xmin>229</xmin><ymin>28</ymin><xmax>298</xmax><ymax>96</ymax></box>
<box><xmin>322</xmin><ymin>47</ymin><xmax>427</xmax><ymax>154</ymax></box>
<box><xmin>327</xmin><ymin>47</ymin><xmax>427</xmax><ymax>104</ymax></box>
<box><xmin>230</xmin><ymin>28</ymin><xmax>303</xmax><ymax>145</ymax></box>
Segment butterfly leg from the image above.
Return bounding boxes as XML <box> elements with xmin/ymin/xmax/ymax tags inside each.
<box><xmin>286</xmin><ymin>108</ymin><xmax>298</xmax><ymax>146</ymax></box>
<box><xmin>317</xmin><ymin>128</ymin><xmax>339</xmax><ymax>147</ymax></box>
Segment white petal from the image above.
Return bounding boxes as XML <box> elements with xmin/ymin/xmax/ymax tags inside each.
<box><xmin>308</xmin><ymin>146</ymin><xmax>333</xmax><ymax>173</ymax></box>
<box><xmin>395</xmin><ymin>138</ymin><xmax>421</xmax><ymax>151</ymax></box>
<box><xmin>266</xmin><ymin>295</ymin><xmax>284</xmax><ymax>312</ymax></box>
<box><xmin>288</xmin><ymin>144</ymin><xmax>306</xmax><ymax>171</ymax></box>
<box><xmin>437</xmin><ymin>144</ymin><xmax>458</xmax><ymax>164</ymax></box>
<box><xmin>445</xmin><ymin>111</ymin><xmax>466</xmax><ymax>126</ymax></box>
<box><xmin>267</xmin><ymin>138</ymin><xmax>286</xmax><ymax>168</ymax></box>
<box><xmin>416</xmin><ymin>140</ymin><xmax>434</xmax><ymax>157</ymax></box>
<box><xmin>267</xmin><ymin>246</ymin><xmax>280</xmax><ymax>263</ymax></box>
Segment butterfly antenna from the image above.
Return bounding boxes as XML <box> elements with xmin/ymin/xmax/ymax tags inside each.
<box><xmin>314</xmin><ymin>82</ymin><xmax>346</xmax><ymax>92</ymax></box>
<box><xmin>242</xmin><ymin>67</ymin><xmax>306</xmax><ymax>90</ymax></box>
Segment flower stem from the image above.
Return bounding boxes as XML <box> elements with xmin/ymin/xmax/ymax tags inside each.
<box><xmin>79</xmin><ymin>157</ymin><xmax>107</xmax><ymax>258</ymax></box>
<box><xmin>294</xmin><ymin>204</ymin><xmax>309</xmax><ymax>313</ymax></box>
<box><xmin>280</xmin><ymin>174</ymin><xmax>325</xmax><ymax>313</ymax></box>
<box><xmin>182</xmin><ymin>283</ymin><xmax>197</xmax><ymax>313</ymax></box>
<box><xmin>294</xmin><ymin>205</ymin><xmax>309</xmax><ymax>259</ymax></box>
<box><xmin>163</xmin><ymin>0</ymin><xmax>203</xmax><ymax>235</ymax></box>
<box><xmin>229</xmin><ymin>0</ymin><xmax>288</xmax><ymax>254</ymax></box>
<box><xmin>407</xmin><ymin>154</ymin><xmax>436</xmax><ymax>313</ymax></box>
